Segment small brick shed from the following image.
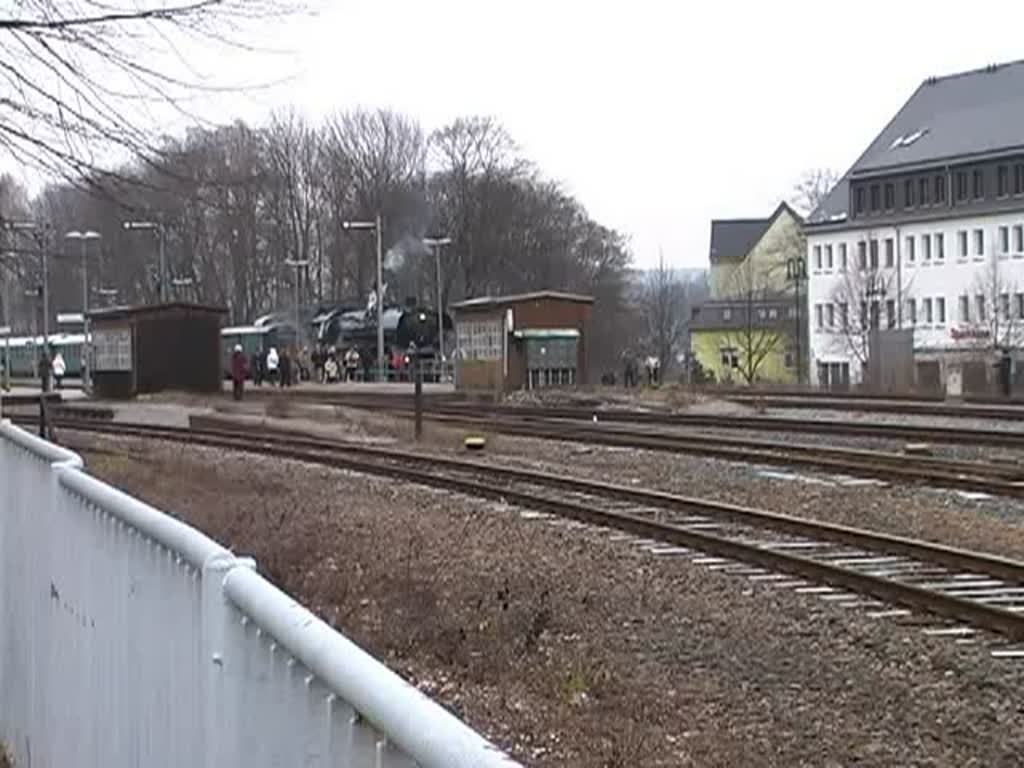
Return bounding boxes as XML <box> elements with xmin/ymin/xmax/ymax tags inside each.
<box><xmin>451</xmin><ymin>291</ymin><xmax>593</xmax><ymax>392</ymax></box>
<box><xmin>88</xmin><ymin>302</ymin><xmax>226</xmax><ymax>399</ymax></box>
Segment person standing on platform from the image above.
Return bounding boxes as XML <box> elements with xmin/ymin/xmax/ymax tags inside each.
<box><xmin>52</xmin><ymin>351</ymin><xmax>67</xmax><ymax>390</ymax></box>
<box><xmin>230</xmin><ymin>344</ymin><xmax>247</xmax><ymax>401</ymax></box>
<box><xmin>279</xmin><ymin>347</ymin><xmax>292</xmax><ymax>388</ymax></box>
<box><xmin>266</xmin><ymin>346</ymin><xmax>279</xmax><ymax>386</ymax></box>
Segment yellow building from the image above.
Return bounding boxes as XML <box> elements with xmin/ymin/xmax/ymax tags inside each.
<box><xmin>693</xmin><ymin>202</ymin><xmax>805</xmax><ymax>384</ymax></box>
<box><xmin>689</xmin><ymin>298</ymin><xmax>797</xmax><ymax>384</ymax></box>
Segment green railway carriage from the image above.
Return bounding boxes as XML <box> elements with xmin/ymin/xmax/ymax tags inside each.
<box><xmin>220</xmin><ymin>319</ymin><xmax>297</xmax><ymax>378</ymax></box>
<box><xmin>1</xmin><ymin>333</ymin><xmax>85</xmax><ymax>378</ymax></box>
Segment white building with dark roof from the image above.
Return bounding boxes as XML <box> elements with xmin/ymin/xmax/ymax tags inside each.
<box><xmin>806</xmin><ymin>61</ymin><xmax>1024</xmax><ymax>394</ymax></box>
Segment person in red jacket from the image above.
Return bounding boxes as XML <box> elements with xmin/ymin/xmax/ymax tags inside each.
<box><xmin>230</xmin><ymin>344</ymin><xmax>248</xmax><ymax>401</ymax></box>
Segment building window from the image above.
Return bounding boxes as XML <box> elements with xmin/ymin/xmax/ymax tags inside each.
<box><xmin>815</xmin><ymin>304</ymin><xmax>823</xmax><ymax>330</ymax></box>
<box><xmin>814</xmin><ymin>245</ymin><xmax>822</xmax><ymax>270</ymax></box>
<box><xmin>973</xmin><ymin>168</ymin><xmax>984</xmax><ymax>199</ymax></box>
<box><xmin>826</xmin><ymin>303</ymin><xmax>835</xmax><ymax>328</ymax></box>
<box><xmin>720</xmin><ymin>347</ymin><xmax>739</xmax><ymax>369</ymax></box>
<box><xmin>839</xmin><ymin>243</ymin><xmax>848</xmax><ymax>270</ymax></box>
<box><xmin>904</xmin><ymin>178</ymin><xmax>915</xmax><ymax>208</ymax></box>
<box><xmin>958</xmin><ymin>230</ymin><xmax>968</xmax><ymax>259</ymax></box>
<box><xmin>920</xmin><ymin>177</ymin><xmax>931</xmax><ymax>206</ymax></box>
<box><xmin>870</xmin><ymin>184</ymin><xmax>880</xmax><ymax>212</ymax></box>
<box><xmin>935</xmin><ymin>174</ymin><xmax>946</xmax><ymax>204</ymax></box>
<box><xmin>1015</xmin><ymin>225</ymin><xmax>1024</xmax><ymax>254</ymax></box>
<box><xmin>1000</xmin><ymin>293</ymin><xmax>1011</xmax><ymax>321</ymax></box>
<box><xmin>885</xmin><ymin>299</ymin><xmax>895</xmax><ymax>329</ymax></box>
<box><xmin>922</xmin><ymin>234</ymin><xmax>932</xmax><ymax>261</ymax></box>
<box><xmin>1016</xmin><ymin>293</ymin><xmax>1024</xmax><ymax>320</ymax></box>
<box><xmin>935</xmin><ymin>232</ymin><xmax>944</xmax><ymax>261</ymax></box>
<box><xmin>905</xmin><ymin>235</ymin><xmax>915</xmax><ymax>262</ymax></box>
<box><xmin>825</xmin><ymin>244</ymin><xmax>833</xmax><ymax>270</ymax></box>
<box><xmin>998</xmin><ymin>165</ymin><xmax>1009</xmax><ymax>197</ymax></box>
<box><xmin>907</xmin><ymin>298</ymin><xmax>917</xmax><ymax>325</ymax></box>
<box><xmin>768</xmin><ymin>307</ymin><xmax>778</xmax><ymax>319</ymax></box>
<box><xmin>956</xmin><ymin>170</ymin><xmax>968</xmax><ymax>202</ymax></box>
<box><xmin>722</xmin><ymin>308</ymin><xmax>732</xmax><ymax>321</ymax></box>
<box><xmin>977</xmin><ymin>294</ymin><xmax>987</xmax><ymax>321</ymax></box>
<box><xmin>923</xmin><ymin>298</ymin><xmax>933</xmax><ymax>324</ymax></box>
<box><xmin>974</xmin><ymin>228</ymin><xmax>984</xmax><ymax>257</ymax></box>
<box><xmin>959</xmin><ymin>295</ymin><xmax>970</xmax><ymax>322</ymax></box>
<box><xmin>884</xmin><ymin>183</ymin><xmax>895</xmax><ymax>210</ymax></box>
<box><xmin>884</xmin><ymin>238</ymin><xmax>894</xmax><ymax>267</ymax></box>
<box><xmin>1000</xmin><ymin>226</ymin><xmax>1010</xmax><ymax>254</ymax></box>
<box><xmin>839</xmin><ymin>302</ymin><xmax>848</xmax><ymax>329</ymax></box>
<box><xmin>869</xmin><ymin>239</ymin><xmax>879</xmax><ymax>269</ymax></box>
<box><xmin>1015</xmin><ymin>164</ymin><xmax>1024</xmax><ymax>195</ymax></box>
<box><xmin>860</xmin><ymin>301</ymin><xmax>868</xmax><ymax>329</ymax></box>
<box><xmin>855</xmin><ymin>186</ymin><xmax>865</xmax><ymax>214</ymax></box>
<box><xmin>457</xmin><ymin>319</ymin><xmax>503</xmax><ymax>360</ymax></box>
<box><xmin>787</xmin><ymin>306</ymin><xmax>796</xmax><ymax>319</ymax></box>
<box><xmin>936</xmin><ymin>297</ymin><xmax>946</xmax><ymax>324</ymax></box>
<box><xmin>870</xmin><ymin>300</ymin><xmax>880</xmax><ymax>329</ymax></box>
<box><xmin>858</xmin><ymin>241</ymin><xmax>867</xmax><ymax>269</ymax></box>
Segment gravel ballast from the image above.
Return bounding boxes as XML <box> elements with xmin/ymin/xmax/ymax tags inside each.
<box><xmin>69</xmin><ymin>433</ymin><xmax>1024</xmax><ymax>767</ymax></box>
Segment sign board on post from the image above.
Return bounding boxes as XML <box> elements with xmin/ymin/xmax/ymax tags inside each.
<box><xmin>93</xmin><ymin>327</ymin><xmax>133</xmax><ymax>372</ymax></box>
<box><xmin>57</xmin><ymin>313</ymin><xmax>84</xmax><ymax>325</ymax></box>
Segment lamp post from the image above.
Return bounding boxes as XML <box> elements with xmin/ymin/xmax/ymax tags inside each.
<box><xmin>122</xmin><ymin>217</ymin><xmax>165</xmax><ymax>303</ymax></box>
<box><xmin>284</xmin><ymin>258</ymin><xmax>309</xmax><ymax>350</ymax></box>
<box><xmin>785</xmin><ymin>254</ymin><xmax>807</xmax><ymax>386</ymax></box>
<box><xmin>422</xmin><ymin>236</ymin><xmax>451</xmax><ymax>378</ymax></box>
<box><xmin>4</xmin><ymin>219</ymin><xmax>50</xmax><ymax>391</ymax></box>
<box><xmin>65</xmin><ymin>230</ymin><xmax>101</xmax><ymax>392</ymax></box>
<box><xmin>343</xmin><ymin>215</ymin><xmax>384</xmax><ymax>381</ymax></box>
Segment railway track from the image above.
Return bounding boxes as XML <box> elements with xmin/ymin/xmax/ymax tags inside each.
<box><xmin>40</xmin><ymin>415</ymin><xmax>1024</xmax><ymax>649</ymax></box>
<box><xmin>222</xmin><ymin>395</ymin><xmax>1024</xmax><ymax>496</ymax></box>
<box><xmin>270</xmin><ymin>391</ymin><xmax>1024</xmax><ymax>449</ymax></box>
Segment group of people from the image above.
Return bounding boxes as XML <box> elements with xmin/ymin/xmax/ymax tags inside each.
<box><xmin>229</xmin><ymin>343</ymin><xmax>372</xmax><ymax>401</ymax></box>
<box><xmin>311</xmin><ymin>346</ymin><xmax>363</xmax><ymax>383</ymax></box>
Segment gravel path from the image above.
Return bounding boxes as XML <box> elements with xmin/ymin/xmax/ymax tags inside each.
<box><xmin>70</xmin><ymin>433</ymin><xmax>1024</xmax><ymax>767</ymax></box>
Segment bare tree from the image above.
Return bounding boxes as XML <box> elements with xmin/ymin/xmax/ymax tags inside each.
<box><xmin>828</xmin><ymin>264</ymin><xmax>899</xmax><ymax>369</ymax></box>
<box><xmin>0</xmin><ymin>1</ymin><xmax>303</xmax><ymax>180</ymax></box>
<box><xmin>791</xmin><ymin>168</ymin><xmax>840</xmax><ymax>216</ymax></box>
<box><xmin>640</xmin><ymin>254</ymin><xmax>690</xmax><ymax>374</ymax></box>
<box><xmin>717</xmin><ymin>259</ymin><xmax>786</xmax><ymax>385</ymax></box>
<box><xmin>960</xmin><ymin>252</ymin><xmax>1024</xmax><ymax>353</ymax></box>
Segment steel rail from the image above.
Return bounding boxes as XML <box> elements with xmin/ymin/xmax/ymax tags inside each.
<box><xmin>45</xmin><ymin>416</ymin><xmax>1024</xmax><ymax>641</ymax></box>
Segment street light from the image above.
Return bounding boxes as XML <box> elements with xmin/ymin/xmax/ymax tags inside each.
<box><xmin>4</xmin><ymin>219</ymin><xmax>51</xmax><ymax>391</ymax></box>
<box><xmin>342</xmin><ymin>215</ymin><xmax>385</xmax><ymax>381</ymax></box>
<box><xmin>122</xmin><ymin>218</ymin><xmax>166</xmax><ymax>303</ymax></box>
<box><xmin>284</xmin><ymin>258</ymin><xmax>309</xmax><ymax>351</ymax></box>
<box><xmin>422</xmin><ymin>236</ymin><xmax>452</xmax><ymax>376</ymax></box>
<box><xmin>66</xmin><ymin>230</ymin><xmax>101</xmax><ymax>392</ymax></box>
<box><xmin>785</xmin><ymin>254</ymin><xmax>807</xmax><ymax>386</ymax></box>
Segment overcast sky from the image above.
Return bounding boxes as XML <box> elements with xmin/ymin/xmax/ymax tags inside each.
<box><xmin>13</xmin><ymin>0</ymin><xmax>1024</xmax><ymax>270</ymax></box>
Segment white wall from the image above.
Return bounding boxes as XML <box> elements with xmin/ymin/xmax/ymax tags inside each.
<box><xmin>807</xmin><ymin>210</ymin><xmax>1024</xmax><ymax>386</ymax></box>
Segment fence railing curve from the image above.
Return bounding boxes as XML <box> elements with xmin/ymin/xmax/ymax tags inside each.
<box><xmin>0</xmin><ymin>420</ymin><xmax>521</xmax><ymax>768</ymax></box>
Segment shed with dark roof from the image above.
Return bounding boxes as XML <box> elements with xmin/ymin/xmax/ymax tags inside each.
<box><xmin>88</xmin><ymin>302</ymin><xmax>226</xmax><ymax>399</ymax></box>
<box><xmin>451</xmin><ymin>291</ymin><xmax>593</xmax><ymax>391</ymax></box>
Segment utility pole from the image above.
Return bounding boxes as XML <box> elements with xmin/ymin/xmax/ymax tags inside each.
<box><xmin>66</xmin><ymin>230</ymin><xmax>100</xmax><ymax>392</ymax></box>
<box><xmin>786</xmin><ymin>254</ymin><xmax>807</xmax><ymax>386</ymax></box>
<box><xmin>343</xmin><ymin>215</ymin><xmax>386</xmax><ymax>381</ymax></box>
<box><xmin>423</xmin><ymin>236</ymin><xmax>452</xmax><ymax>379</ymax></box>
<box><xmin>284</xmin><ymin>258</ymin><xmax>309</xmax><ymax>348</ymax></box>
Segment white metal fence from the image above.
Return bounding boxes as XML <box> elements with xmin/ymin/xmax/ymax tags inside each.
<box><xmin>0</xmin><ymin>419</ymin><xmax>519</xmax><ymax>767</ymax></box>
